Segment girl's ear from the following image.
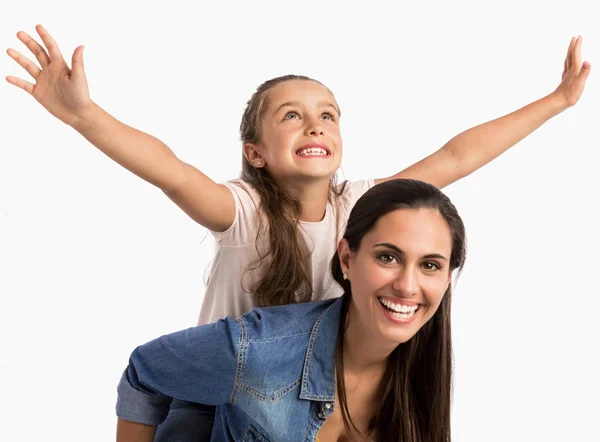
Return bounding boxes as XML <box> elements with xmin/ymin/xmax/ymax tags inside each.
<box><xmin>244</xmin><ymin>143</ymin><xmax>265</xmax><ymax>168</ymax></box>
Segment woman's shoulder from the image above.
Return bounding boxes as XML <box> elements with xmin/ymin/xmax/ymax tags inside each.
<box><xmin>238</xmin><ymin>298</ymin><xmax>341</xmax><ymax>341</ymax></box>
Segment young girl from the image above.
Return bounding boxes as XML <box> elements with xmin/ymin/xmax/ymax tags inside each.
<box><xmin>115</xmin><ymin>178</ymin><xmax>467</xmax><ymax>442</ymax></box>
<box><xmin>6</xmin><ymin>25</ymin><xmax>591</xmax><ymax>440</ymax></box>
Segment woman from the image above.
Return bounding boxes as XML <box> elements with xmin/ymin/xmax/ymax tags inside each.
<box><xmin>116</xmin><ymin>178</ymin><xmax>467</xmax><ymax>441</ymax></box>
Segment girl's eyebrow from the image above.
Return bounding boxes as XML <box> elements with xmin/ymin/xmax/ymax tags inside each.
<box><xmin>273</xmin><ymin>101</ymin><xmax>340</xmax><ymax>115</ymax></box>
<box><xmin>374</xmin><ymin>243</ymin><xmax>448</xmax><ymax>261</ymax></box>
<box><xmin>273</xmin><ymin>101</ymin><xmax>300</xmax><ymax>115</ymax></box>
<box><xmin>319</xmin><ymin>101</ymin><xmax>341</xmax><ymax>115</ymax></box>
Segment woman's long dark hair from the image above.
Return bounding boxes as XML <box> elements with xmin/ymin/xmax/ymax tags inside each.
<box><xmin>330</xmin><ymin>178</ymin><xmax>467</xmax><ymax>441</ymax></box>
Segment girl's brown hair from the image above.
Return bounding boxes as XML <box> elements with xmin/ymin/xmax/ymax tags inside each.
<box><xmin>239</xmin><ymin>75</ymin><xmax>345</xmax><ymax>307</ymax></box>
<box><xmin>331</xmin><ymin>178</ymin><xmax>467</xmax><ymax>441</ymax></box>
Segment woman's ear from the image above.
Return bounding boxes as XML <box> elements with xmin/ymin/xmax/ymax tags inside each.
<box><xmin>337</xmin><ymin>238</ymin><xmax>352</xmax><ymax>279</ymax></box>
<box><xmin>244</xmin><ymin>143</ymin><xmax>265</xmax><ymax>168</ymax></box>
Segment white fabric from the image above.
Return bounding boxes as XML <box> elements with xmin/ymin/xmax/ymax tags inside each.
<box><xmin>197</xmin><ymin>178</ymin><xmax>375</xmax><ymax>325</ymax></box>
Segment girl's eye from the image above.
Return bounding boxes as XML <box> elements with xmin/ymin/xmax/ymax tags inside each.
<box><xmin>422</xmin><ymin>261</ymin><xmax>441</xmax><ymax>272</ymax></box>
<box><xmin>379</xmin><ymin>253</ymin><xmax>397</xmax><ymax>264</ymax></box>
<box><xmin>284</xmin><ymin>111</ymin><xmax>300</xmax><ymax>120</ymax></box>
<box><xmin>321</xmin><ymin>112</ymin><xmax>335</xmax><ymax>121</ymax></box>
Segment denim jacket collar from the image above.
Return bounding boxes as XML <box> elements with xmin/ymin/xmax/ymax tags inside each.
<box><xmin>299</xmin><ymin>296</ymin><xmax>344</xmax><ymax>402</ymax></box>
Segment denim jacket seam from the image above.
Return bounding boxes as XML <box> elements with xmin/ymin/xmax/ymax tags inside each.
<box><xmin>300</xmin><ymin>393</ymin><xmax>333</xmax><ymax>400</ymax></box>
<box><xmin>248</xmin><ymin>331</ymin><xmax>311</xmax><ymax>343</ymax></box>
<box><xmin>231</xmin><ymin>317</ymin><xmax>248</xmax><ymax>405</ymax></box>
<box><xmin>301</xmin><ymin>309</ymin><xmax>327</xmax><ymax>393</ymax></box>
<box><xmin>242</xmin><ymin>425</ymin><xmax>270</xmax><ymax>442</ymax></box>
<box><xmin>304</xmin><ymin>410</ymin><xmax>324</xmax><ymax>442</ymax></box>
<box><xmin>236</xmin><ymin>377</ymin><xmax>302</xmax><ymax>402</ymax></box>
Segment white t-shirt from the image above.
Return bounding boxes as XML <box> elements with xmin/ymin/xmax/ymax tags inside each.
<box><xmin>197</xmin><ymin>178</ymin><xmax>375</xmax><ymax>325</ymax></box>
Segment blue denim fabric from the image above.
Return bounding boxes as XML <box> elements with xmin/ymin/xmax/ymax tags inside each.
<box><xmin>154</xmin><ymin>400</ymin><xmax>215</xmax><ymax>442</ymax></box>
<box><xmin>117</xmin><ymin>297</ymin><xmax>342</xmax><ymax>441</ymax></box>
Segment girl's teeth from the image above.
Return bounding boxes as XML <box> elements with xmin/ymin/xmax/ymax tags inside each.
<box><xmin>298</xmin><ymin>147</ymin><xmax>327</xmax><ymax>156</ymax></box>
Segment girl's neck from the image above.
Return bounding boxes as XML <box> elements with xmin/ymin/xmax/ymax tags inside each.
<box><xmin>279</xmin><ymin>177</ymin><xmax>331</xmax><ymax>222</ymax></box>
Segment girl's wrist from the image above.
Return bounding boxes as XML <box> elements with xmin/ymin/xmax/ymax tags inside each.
<box><xmin>544</xmin><ymin>90</ymin><xmax>570</xmax><ymax>115</ymax></box>
<box><xmin>71</xmin><ymin>101</ymin><xmax>101</xmax><ymax>132</ymax></box>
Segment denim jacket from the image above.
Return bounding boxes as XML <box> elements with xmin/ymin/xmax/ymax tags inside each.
<box><xmin>116</xmin><ymin>296</ymin><xmax>343</xmax><ymax>441</ymax></box>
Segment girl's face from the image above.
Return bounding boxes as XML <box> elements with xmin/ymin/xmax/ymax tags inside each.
<box><xmin>339</xmin><ymin>208</ymin><xmax>453</xmax><ymax>346</ymax></box>
<box><xmin>246</xmin><ymin>80</ymin><xmax>343</xmax><ymax>184</ymax></box>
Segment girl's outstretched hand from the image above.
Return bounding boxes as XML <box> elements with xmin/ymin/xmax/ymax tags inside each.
<box><xmin>6</xmin><ymin>24</ymin><xmax>92</xmax><ymax>127</ymax></box>
<box><xmin>554</xmin><ymin>35</ymin><xmax>591</xmax><ymax>108</ymax></box>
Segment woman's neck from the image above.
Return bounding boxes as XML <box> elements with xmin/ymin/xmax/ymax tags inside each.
<box><xmin>343</xmin><ymin>306</ymin><xmax>396</xmax><ymax>375</ymax></box>
<box><xmin>333</xmin><ymin>308</ymin><xmax>391</xmax><ymax>441</ymax></box>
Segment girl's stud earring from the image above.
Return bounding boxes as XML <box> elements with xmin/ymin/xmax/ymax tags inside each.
<box><xmin>343</xmin><ymin>272</ymin><xmax>348</xmax><ymax>280</ymax></box>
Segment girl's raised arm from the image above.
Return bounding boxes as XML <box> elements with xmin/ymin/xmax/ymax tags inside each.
<box><xmin>376</xmin><ymin>36</ymin><xmax>591</xmax><ymax>189</ymax></box>
<box><xmin>6</xmin><ymin>25</ymin><xmax>234</xmax><ymax>232</ymax></box>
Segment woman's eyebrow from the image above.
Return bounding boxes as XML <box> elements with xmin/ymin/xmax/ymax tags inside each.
<box><xmin>374</xmin><ymin>243</ymin><xmax>448</xmax><ymax>261</ymax></box>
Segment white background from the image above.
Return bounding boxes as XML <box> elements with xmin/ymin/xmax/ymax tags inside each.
<box><xmin>1</xmin><ymin>1</ymin><xmax>598</xmax><ymax>441</ymax></box>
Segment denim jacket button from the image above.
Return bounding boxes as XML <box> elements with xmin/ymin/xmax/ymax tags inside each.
<box><xmin>318</xmin><ymin>412</ymin><xmax>325</xmax><ymax>419</ymax></box>
<box><xmin>325</xmin><ymin>403</ymin><xmax>332</xmax><ymax>410</ymax></box>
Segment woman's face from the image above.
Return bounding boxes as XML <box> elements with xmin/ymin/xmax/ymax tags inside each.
<box><xmin>339</xmin><ymin>208</ymin><xmax>453</xmax><ymax>346</ymax></box>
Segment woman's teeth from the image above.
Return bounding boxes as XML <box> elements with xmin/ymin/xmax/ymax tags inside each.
<box><xmin>378</xmin><ymin>297</ymin><xmax>419</xmax><ymax>320</ymax></box>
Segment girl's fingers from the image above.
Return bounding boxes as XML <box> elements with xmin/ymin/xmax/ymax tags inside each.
<box><xmin>17</xmin><ymin>30</ymin><xmax>50</xmax><ymax>67</ymax></box>
<box><xmin>577</xmin><ymin>60</ymin><xmax>591</xmax><ymax>83</ymax></box>
<box><xmin>7</xmin><ymin>48</ymin><xmax>41</xmax><ymax>80</ymax></box>
<box><xmin>71</xmin><ymin>46</ymin><xmax>85</xmax><ymax>79</ymax></box>
<box><xmin>35</xmin><ymin>24</ymin><xmax>65</xmax><ymax>64</ymax></box>
<box><xmin>567</xmin><ymin>37</ymin><xmax>576</xmax><ymax>71</ymax></box>
<box><xmin>5</xmin><ymin>75</ymin><xmax>35</xmax><ymax>95</ymax></box>
<box><xmin>572</xmin><ymin>36</ymin><xmax>583</xmax><ymax>73</ymax></box>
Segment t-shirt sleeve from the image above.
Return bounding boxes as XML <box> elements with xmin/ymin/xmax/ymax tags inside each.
<box><xmin>116</xmin><ymin>317</ymin><xmax>241</xmax><ymax>425</ymax></box>
<box><xmin>209</xmin><ymin>179</ymin><xmax>260</xmax><ymax>246</ymax></box>
<box><xmin>347</xmin><ymin>179</ymin><xmax>375</xmax><ymax>208</ymax></box>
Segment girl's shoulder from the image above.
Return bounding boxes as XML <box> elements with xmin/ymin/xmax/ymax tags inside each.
<box><xmin>209</xmin><ymin>179</ymin><xmax>262</xmax><ymax>243</ymax></box>
<box><xmin>333</xmin><ymin>178</ymin><xmax>376</xmax><ymax>214</ymax></box>
<box><xmin>224</xmin><ymin>178</ymin><xmax>375</xmax><ymax>212</ymax></box>
<box><xmin>223</xmin><ymin>178</ymin><xmax>262</xmax><ymax>209</ymax></box>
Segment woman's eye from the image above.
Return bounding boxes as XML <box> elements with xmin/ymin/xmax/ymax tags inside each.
<box><xmin>422</xmin><ymin>261</ymin><xmax>441</xmax><ymax>271</ymax></box>
<box><xmin>379</xmin><ymin>253</ymin><xmax>397</xmax><ymax>264</ymax></box>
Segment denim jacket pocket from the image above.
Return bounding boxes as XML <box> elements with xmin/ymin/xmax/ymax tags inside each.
<box><xmin>242</xmin><ymin>425</ymin><xmax>271</xmax><ymax>442</ymax></box>
<box><xmin>241</xmin><ymin>334</ymin><xmax>308</xmax><ymax>400</ymax></box>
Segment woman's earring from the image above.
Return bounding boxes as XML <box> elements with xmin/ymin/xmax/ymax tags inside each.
<box><xmin>343</xmin><ymin>272</ymin><xmax>348</xmax><ymax>280</ymax></box>
<box><xmin>256</xmin><ymin>161</ymin><xmax>262</xmax><ymax>167</ymax></box>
